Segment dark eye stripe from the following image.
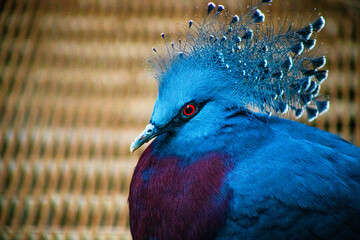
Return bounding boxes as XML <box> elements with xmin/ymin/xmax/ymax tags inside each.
<box><xmin>166</xmin><ymin>100</ymin><xmax>211</xmax><ymax>129</ymax></box>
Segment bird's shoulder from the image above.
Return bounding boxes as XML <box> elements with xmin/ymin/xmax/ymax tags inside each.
<box><xmin>219</xmin><ymin>113</ymin><xmax>360</xmax><ymax>239</ymax></box>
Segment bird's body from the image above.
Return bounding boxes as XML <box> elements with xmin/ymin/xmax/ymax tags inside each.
<box><xmin>129</xmin><ymin>108</ymin><xmax>360</xmax><ymax>239</ymax></box>
<box><xmin>128</xmin><ymin>1</ymin><xmax>360</xmax><ymax>239</ymax></box>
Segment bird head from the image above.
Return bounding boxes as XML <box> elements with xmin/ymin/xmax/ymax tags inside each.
<box><xmin>130</xmin><ymin>1</ymin><xmax>329</xmax><ymax>152</ymax></box>
<box><xmin>130</xmin><ymin>59</ymin><xmax>232</xmax><ymax>153</ymax></box>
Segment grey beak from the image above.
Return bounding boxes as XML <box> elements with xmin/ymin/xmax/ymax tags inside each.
<box><xmin>130</xmin><ymin>124</ymin><xmax>158</xmax><ymax>152</ymax></box>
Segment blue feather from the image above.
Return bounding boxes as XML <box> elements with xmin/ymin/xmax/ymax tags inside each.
<box><xmin>314</xmin><ymin>70</ymin><xmax>328</xmax><ymax>83</ymax></box>
<box><xmin>129</xmin><ymin>1</ymin><xmax>360</xmax><ymax>239</ymax></box>
<box><xmin>316</xmin><ymin>100</ymin><xmax>330</xmax><ymax>115</ymax></box>
<box><xmin>150</xmin><ymin>1</ymin><xmax>328</xmax><ymax>121</ymax></box>
<box><xmin>311</xmin><ymin>56</ymin><xmax>326</xmax><ymax>69</ymax></box>
<box><xmin>303</xmin><ymin>38</ymin><xmax>316</xmax><ymax>50</ymax></box>
<box><xmin>297</xmin><ymin>25</ymin><xmax>313</xmax><ymax>40</ymax></box>
<box><xmin>312</xmin><ymin>16</ymin><xmax>326</xmax><ymax>32</ymax></box>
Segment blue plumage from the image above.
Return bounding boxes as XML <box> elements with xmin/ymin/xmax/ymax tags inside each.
<box><xmin>129</xmin><ymin>1</ymin><xmax>360</xmax><ymax>239</ymax></box>
<box><xmin>149</xmin><ymin>1</ymin><xmax>328</xmax><ymax>122</ymax></box>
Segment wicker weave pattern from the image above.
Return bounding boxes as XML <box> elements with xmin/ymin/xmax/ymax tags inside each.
<box><xmin>0</xmin><ymin>0</ymin><xmax>359</xmax><ymax>239</ymax></box>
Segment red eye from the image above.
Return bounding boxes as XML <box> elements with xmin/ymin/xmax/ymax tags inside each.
<box><xmin>183</xmin><ymin>104</ymin><xmax>196</xmax><ymax>116</ymax></box>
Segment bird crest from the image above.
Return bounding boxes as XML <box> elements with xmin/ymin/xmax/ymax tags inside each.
<box><xmin>149</xmin><ymin>0</ymin><xmax>329</xmax><ymax>121</ymax></box>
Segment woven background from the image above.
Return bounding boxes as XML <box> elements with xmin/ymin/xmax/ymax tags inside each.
<box><xmin>0</xmin><ymin>0</ymin><xmax>359</xmax><ymax>239</ymax></box>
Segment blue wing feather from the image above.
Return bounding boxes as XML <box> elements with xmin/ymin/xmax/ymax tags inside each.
<box><xmin>217</xmin><ymin>112</ymin><xmax>360</xmax><ymax>239</ymax></box>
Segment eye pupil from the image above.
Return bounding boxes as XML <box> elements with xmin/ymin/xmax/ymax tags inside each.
<box><xmin>183</xmin><ymin>104</ymin><xmax>196</xmax><ymax>116</ymax></box>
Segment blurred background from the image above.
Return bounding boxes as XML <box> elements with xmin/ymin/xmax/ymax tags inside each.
<box><xmin>0</xmin><ymin>0</ymin><xmax>359</xmax><ymax>239</ymax></box>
